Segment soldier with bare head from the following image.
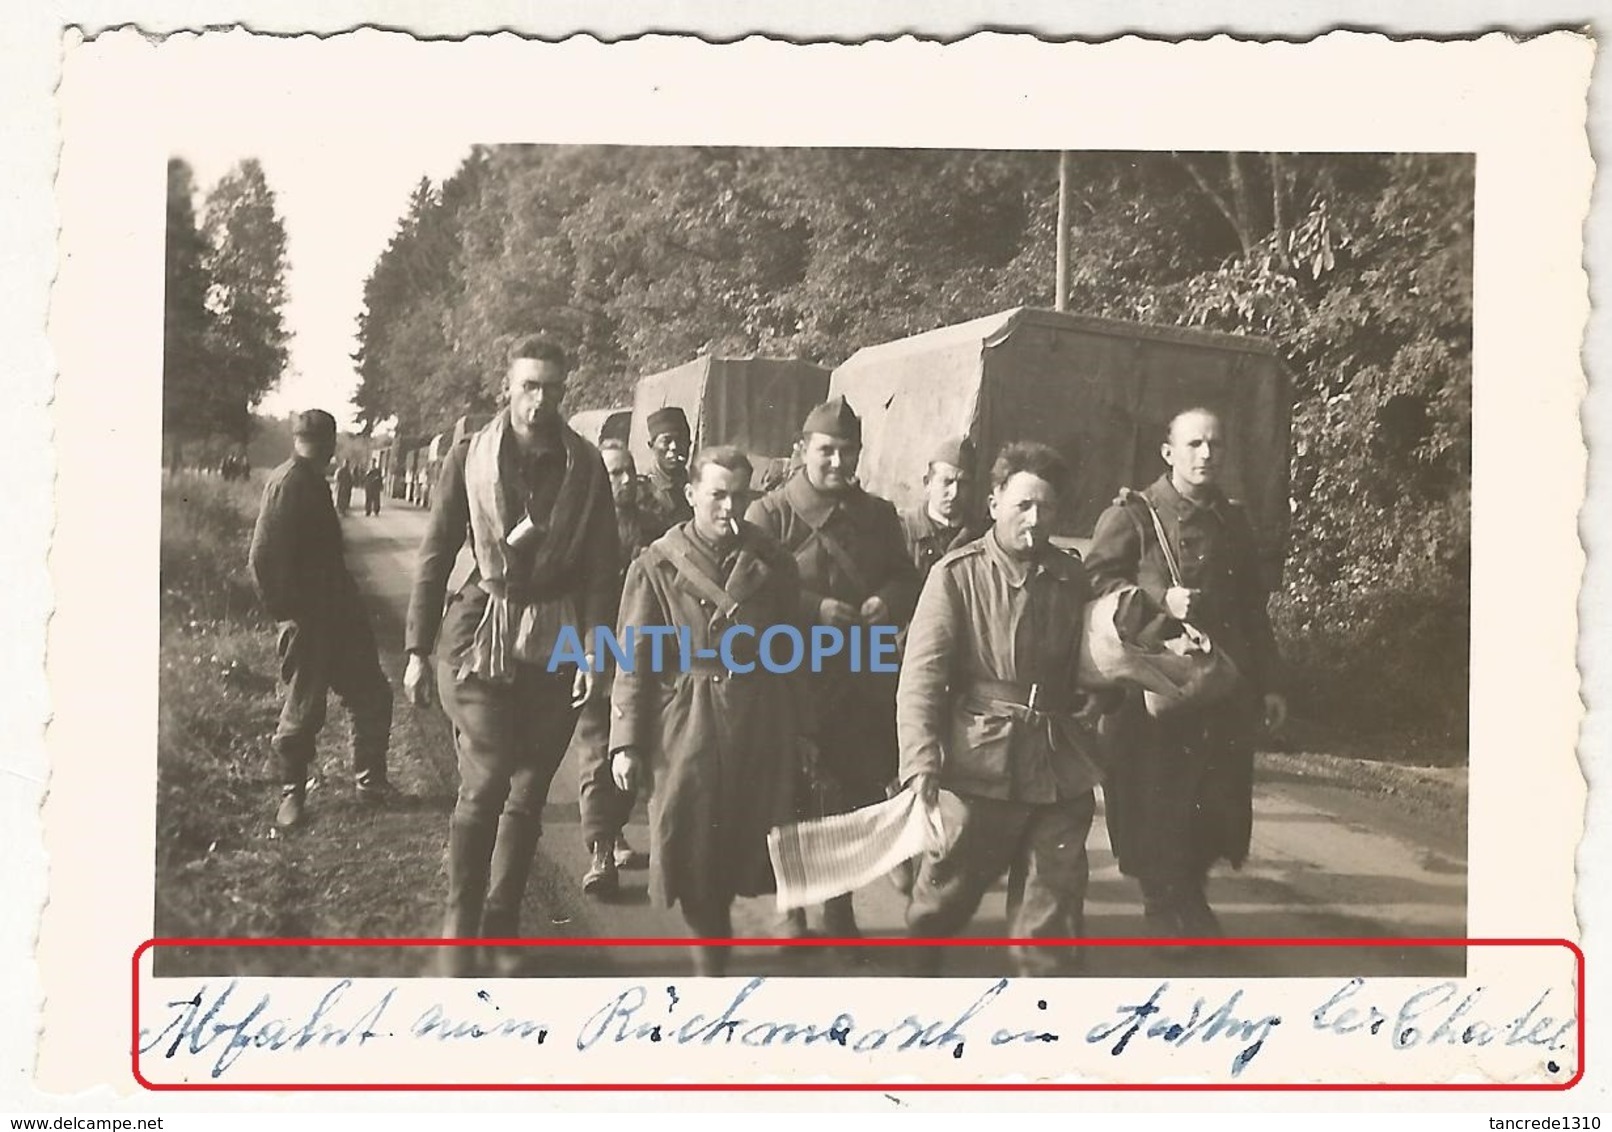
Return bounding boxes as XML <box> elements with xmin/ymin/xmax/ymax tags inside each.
<box><xmin>1084</xmin><ymin>407</ymin><xmax>1287</xmax><ymax>944</ymax></box>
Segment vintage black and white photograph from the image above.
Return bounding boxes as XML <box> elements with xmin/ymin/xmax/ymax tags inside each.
<box><xmin>151</xmin><ymin>142</ymin><xmax>1472</xmax><ymax>981</ymax></box>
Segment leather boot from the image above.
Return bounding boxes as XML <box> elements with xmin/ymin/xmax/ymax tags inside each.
<box><xmin>440</xmin><ymin>815</ymin><xmax>498</xmax><ymax>977</ymax></box>
<box><xmin>482</xmin><ymin>815</ymin><xmax>543</xmax><ymax>974</ymax></box>
<box><xmin>582</xmin><ymin>838</ymin><xmax>618</xmax><ymax>897</ymax></box>
<box><xmin>275</xmin><ymin>784</ymin><xmax>306</xmax><ymax>829</ymax></box>
<box><xmin>821</xmin><ymin>894</ymin><xmax>861</xmax><ymax>940</ymax></box>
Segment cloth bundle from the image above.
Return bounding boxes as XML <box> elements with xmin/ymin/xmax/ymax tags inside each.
<box><xmin>768</xmin><ymin>787</ymin><xmax>965</xmax><ymax>912</ymax></box>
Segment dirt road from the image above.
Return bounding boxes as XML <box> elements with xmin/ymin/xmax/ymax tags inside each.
<box><xmin>214</xmin><ymin>504</ymin><xmax>1467</xmax><ymax>981</ymax></box>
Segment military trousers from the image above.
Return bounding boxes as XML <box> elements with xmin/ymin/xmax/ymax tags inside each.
<box><xmin>907</xmin><ymin>791</ymin><xmax>1095</xmax><ymax>945</ymax></box>
<box><xmin>573</xmin><ymin>670</ymin><xmax>638</xmax><ymax>847</ymax></box>
<box><xmin>272</xmin><ymin>615</ymin><xmax>393</xmax><ymax>789</ymax></box>
<box><xmin>437</xmin><ymin>660</ymin><xmax>582</xmax><ymax>828</ymax></box>
<box><xmin>437</xmin><ymin>660</ymin><xmax>584</xmax><ymax>939</ymax></box>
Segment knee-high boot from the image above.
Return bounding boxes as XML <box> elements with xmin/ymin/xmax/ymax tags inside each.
<box><xmin>440</xmin><ymin>814</ymin><xmax>498</xmax><ymax>976</ymax></box>
<box><xmin>483</xmin><ymin>814</ymin><xmax>543</xmax><ymax>936</ymax></box>
<box><xmin>482</xmin><ymin>814</ymin><xmax>543</xmax><ymax>974</ymax></box>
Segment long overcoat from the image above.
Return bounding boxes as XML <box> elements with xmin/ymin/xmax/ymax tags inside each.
<box><xmin>744</xmin><ymin>471</ymin><xmax>919</xmax><ymax>809</ymax></box>
<box><xmin>608</xmin><ymin>520</ymin><xmax>807</xmax><ymax>912</ymax></box>
<box><xmin>1083</xmin><ymin>474</ymin><xmax>1281</xmax><ymax>879</ymax></box>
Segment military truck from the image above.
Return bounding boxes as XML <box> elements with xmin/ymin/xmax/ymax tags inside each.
<box><xmin>829</xmin><ymin>307</ymin><xmax>1291</xmax><ymax>577</ymax></box>
<box><xmin>628</xmin><ymin>356</ymin><xmax>829</xmax><ymax>483</ymax></box>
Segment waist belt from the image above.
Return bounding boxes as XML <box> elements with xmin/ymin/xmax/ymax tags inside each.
<box><xmin>961</xmin><ymin>678</ymin><xmax>1072</xmax><ymax>717</ymax></box>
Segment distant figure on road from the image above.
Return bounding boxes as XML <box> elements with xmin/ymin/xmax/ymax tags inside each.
<box><xmin>640</xmin><ymin>405</ymin><xmax>694</xmax><ymax>534</ymax></box>
<box><xmin>404</xmin><ymin>334</ymin><xmax>620</xmax><ymax>977</ymax></box>
<box><xmin>897</xmin><ymin>441</ymin><xmax>1116</xmax><ymax>976</ymax></box>
<box><xmin>334</xmin><ymin>460</ymin><xmax>354</xmax><ymax>516</ymax></box>
<box><xmin>745</xmin><ymin>395</ymin><xmax>919</xmax><ymax>940</ymax></box>
<box><xmin>608</xmin><ymin>446</ymin><xmax>811</xmax><ymax>976</ymax></box>
<box><xmin>1084</xmin><ymin>408</ymin><xmax>1288</xmax><ymax>942</ymax></box>
<box><xmin>363</xmin><ymin>464</ymin><xmax>384</xmax><ymax>516</ymax></box>
<box><xmin>573</xmin><ymin>439</ymin><xmax>657</xmax><ymax>898</ymax></box>
<box><xmin>247</xmin><ymin>409</ymin><xmax>395</xmax><ymax>829</ymax></box>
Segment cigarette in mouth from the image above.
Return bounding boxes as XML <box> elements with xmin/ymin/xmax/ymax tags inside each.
<box><xmin>726</xmin><ymin>518</ymin><xmax>741</xmax><ymax>537</ymax></box>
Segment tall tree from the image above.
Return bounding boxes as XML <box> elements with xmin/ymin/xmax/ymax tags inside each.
<box><xmin>202</xmin><ymin>159</ymin><xmax>290</xmax><ymax>442</ymax></box>
<box><xmin>162</xmin><ymin>157</ymin><xmax>214</xmax><ymax>459</ymax></box>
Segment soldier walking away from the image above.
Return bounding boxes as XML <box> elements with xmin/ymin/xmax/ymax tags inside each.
<box><xmin>334</xmin><ymin>459</ymin><xmax>354</xmax><ymax>516</ymax></box>
<box><xmin>575</xmin><ymin>439</ymin><xmax>656</xmax><ymax>897</ymax></box>
<box><xmin>898</xmin><ymin>441</ymin><xmax>1119</xmax><ymax>976</ymax></box>
<box><xmin>363</xmin><ymin>463</ymin><xmax>385</xmax><ymax>516</ymax></box>
<box><xmin>745</xmin><ymin>396</ymin><xmax>919</xmax><ymax>940</ymax></box>
<box><xmin>640</xmin><ymin>406</ymin><xmax>694</xmax><ymax>534</ymax></box>
<box><xmin>247</xmin><ymin>409</ymin><xmax>396</xmax><ymax>829</ymax></box>
<box><xmin>609</xmin><ymin>446</ymin><xmax>813</xmax><ymax>976</ymax></box>
<box><xmin>1084</xmin><ymin>408</ymin><xmax>1287</xmax><ymax>944</ymax></box>
<box><xmin>404</xmin><ymin>335</ymin><xmax>620</xmax><ymax>977</ymax></box>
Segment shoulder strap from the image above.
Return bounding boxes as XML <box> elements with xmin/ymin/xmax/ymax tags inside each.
<box><xmin>792</xmin><ymin>513</ymin><xmax>872</xmax><ymax>599</ymax></box>
<box><xmin>651</xmin><ymin>537</ymin><xmax>742</xmax><ymax>621</ymax></box>
<box><xmin>1130</xmin><ymin>492</ymin><xmax>1185</xmax><ymax>589</ymax></box>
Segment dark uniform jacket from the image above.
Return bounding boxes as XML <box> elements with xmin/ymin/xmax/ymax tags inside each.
<box><xmin>248</xmin><ymin>456</ymin><xmax>357</xmax><ymax>626</ymax></box>
<box><xmin>745</xmin><ymin>471</ymin><xmax>919</xmax><ymax>629</ymax></box>
<box><xmin>897</xmin><ymin>532</ymin><xmax>1104</xmax><ymax>805</ymax></box>
<box><xmin>899</xmin><ymin>506</ymin><xmax>977</xmax><ymax>582</ymax></box>
<box><xmin>640</xmin><ymin>466</ymin><xmax>693</xmax><ymax>536</ymax></box>
<box><xmin>405</xmin><ymin>430</ymin><xmax>620</xmax><ymax>663</ymax></box>
<box><xmin>1083</xmin><ymin>474</ymin><xmax>1279</xmax><ymax>693</ymax></box>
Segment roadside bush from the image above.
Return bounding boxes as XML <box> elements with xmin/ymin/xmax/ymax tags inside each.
<box><xmin>156</xmin><ymin>472</ymin><xmax>286</xmax><ymax>933</ymax></box>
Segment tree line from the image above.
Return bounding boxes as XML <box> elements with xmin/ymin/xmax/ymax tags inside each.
<box><xmin>163</xmin><ymin>156</ymin><xmax>291</xmax><ymax>468</ymax></box>
<box><xmin>354</xmin><ymin>146</ymin><xmax>1471</xmax><ymax>745</ymax></box>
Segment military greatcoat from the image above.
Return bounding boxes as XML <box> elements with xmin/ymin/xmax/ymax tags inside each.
<box><xmin>744</xmin><ymin>471</ymin><xmax>920</xmax><ymax>810</ymax></box>
<box><xmin>608</xmin><ymin>520</ymin><xmax>807</xmax><ymax>915</ymax></box>
<box><xmin>1083</xmin><ymin>474</ymin><xmax>1281</xmax><ymax>884</ymax></box>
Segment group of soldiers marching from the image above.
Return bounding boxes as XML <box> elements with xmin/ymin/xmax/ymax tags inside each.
<box><xmin>248</xmin><ymin>333</ymin><xmax>1285</xmax><ymax>978</ymax></box>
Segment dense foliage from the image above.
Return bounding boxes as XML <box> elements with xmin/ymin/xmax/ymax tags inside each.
<box><xmin>354</xmin><ymin>147</ymin><xmax>1472</xmax><ymax>749</ymax></box>
<box><xmin>163</xmin><ymin>157</ymin><xmax>291</xmax><ymax>458</ymax></box>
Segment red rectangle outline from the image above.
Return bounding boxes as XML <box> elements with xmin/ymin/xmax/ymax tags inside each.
<box><xmin>133</xmin><ymin>936</ymin><xmax>1583</xmax><ymax>1093</ymax></box>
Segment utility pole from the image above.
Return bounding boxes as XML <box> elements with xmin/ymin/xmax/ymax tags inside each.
<box><xmin>1055</xmin><ymin>150</ymin><xmax>1072</xmax><ymax>312</ymax></box>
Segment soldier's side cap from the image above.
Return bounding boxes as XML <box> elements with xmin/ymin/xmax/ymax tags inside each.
<box><xmin>802</xmin><ymin>395</ymin><xmax>861</xmax><ymax>442</ymax></box>
<box><xmin>647</xmin><ymin>406</ymin><xmax>690</xmax><ymax>438</ymax></box>
<box><xmin>929</xmin><ymin>435</ymin><xmax>975</xmax><ymax>469</ymax></box>
<box><xmin>600</xmin><ymin>410</ymin><xmax>633</xmax><ymax>444</ymax></box>
<box><xmin>292</xmin><ymin>409</ymin><xmax>337</xmax><ymax>438</ymax></box>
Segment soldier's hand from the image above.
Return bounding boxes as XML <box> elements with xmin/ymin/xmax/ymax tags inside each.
<box><xmin>572</xmin><ymin>665</ymin><xmax>595</xmax><ymax>710</ymax></box>
<box><xmin>909</xmin><ymin>772</ymin><xmax>940</xmax><ymax>810</ymax></box>
<box><xmin>1263</xmin><ymin>692</ymin><xmax>1289</xmax><ymax>736</ymax></box>
<box><xmin>818</xmin><ymin>597</ymin><xmax>859</xmax><ymax>628</ymax></box>
<box><xmin>611</xmin><ymin>749</ymin><xmax>641</xmax><ymax>794</ymax></box>
<box><xmin>404</xmin><ymin>653</ymin><xmax>435</xmax><ymax>708</ymax></box>
<box><xmin>1164</xmin><ymin>586</ymin><xmax>1199</xmax><ymax>621</ymax></box>
<box><xmin>858</xmin><ymin>595</ymin><xmax>890</xmax><ymax>623</ymax></box>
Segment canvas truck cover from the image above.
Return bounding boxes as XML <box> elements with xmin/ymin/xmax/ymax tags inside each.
<box><xmin>830</xmin><ymin>307</ymin><xmax>1291</xmax><ymax>577</ymax></box>
<box><xmin>567</xmin><ymin>407</ymin><xmax>631</xmax><ymax>445</ymax></box>
<box><xmin>629</xmin><ymin>356</ymin><xmax>830</xmax><ymax>473</ymax></box>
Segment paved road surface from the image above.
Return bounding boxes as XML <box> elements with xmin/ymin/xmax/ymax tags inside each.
<box><xmin>346</xmin><ymin>504</ymin><xmax>1467</xmax><ymax>980</ymax></box>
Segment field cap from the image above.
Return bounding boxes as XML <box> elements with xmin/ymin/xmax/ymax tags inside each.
<box><xmin>802</xmin><ymin>396</ymin><xmax>861</xmax><ymax>443</ymax></box>
<box><xmin>929</xmin><ymin>435</ymin><xmax>975</xmax><ymax>470</ymax></box>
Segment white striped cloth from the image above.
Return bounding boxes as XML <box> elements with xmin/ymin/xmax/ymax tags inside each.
<box><xmin>767</xmin><ymin>788</ymin><xmax>965</xmax><ymax>912</ymax></box>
